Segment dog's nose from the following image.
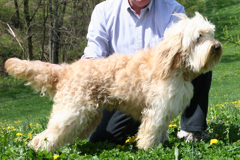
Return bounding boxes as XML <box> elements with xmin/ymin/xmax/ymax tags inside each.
<box><xmin>213</xmin><ymin>44</ymin><xmax>221</xmax><ymax>51</ymax></box>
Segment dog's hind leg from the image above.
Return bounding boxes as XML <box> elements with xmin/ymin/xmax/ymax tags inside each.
<box><xmin>136</xmin><ymin>108</ymin><xmax>170</xmax><ymax>151</ymax></box>
<box><xmin>28</xmin><ymin>102</ymin><xmax>102</xmax><ymax>152</ymax></box>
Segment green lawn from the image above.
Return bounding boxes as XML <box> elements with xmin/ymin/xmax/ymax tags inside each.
<box><xmin>1</xmin><ymin>0</ymin><xmax>240</xmax><ymax>159</ymax></box>
<box><xmin>0</xmin><ymin>78</ymin><xmax>53</xmax><ymax>125</ymax></box>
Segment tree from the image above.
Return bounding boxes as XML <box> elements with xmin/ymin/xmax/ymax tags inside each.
<box><xmin>48</xmin><ymin>0</ymin><xmax>67</xmax><ymax>64</ymax></box>
<box><xmin>23</xmin><ymin>0</ymin><xmax>42</xmax><ymax>60</ymax></box>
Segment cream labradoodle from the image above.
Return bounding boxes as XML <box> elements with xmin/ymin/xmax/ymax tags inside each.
<box><xmin>5</xmin><ymin>12</ymin><xmax>222</xmax><ymax>152</ymax></box>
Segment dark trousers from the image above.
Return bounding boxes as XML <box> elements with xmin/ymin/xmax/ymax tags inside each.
<box><xmin>89</xmin><ymin>72</ymin><xmax>212</xmax><ymax>144</ymax></box>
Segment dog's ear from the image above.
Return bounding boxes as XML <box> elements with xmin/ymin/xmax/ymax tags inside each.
<box><xmin>171</xmin><ymin>51</ymin><xmax>183</xmax><ymax>70</ymax></box>
<box><xmin>152</xmin><ymin>32</ymin><xmax>185</xmax><ymax>79</ymax></box>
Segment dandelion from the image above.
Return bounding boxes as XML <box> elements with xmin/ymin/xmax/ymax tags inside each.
<box><xmin>16</xmin><ymin>133</ymin><xmax>23</xmax><ymax>136</ymax></box>
<box><xmin>130</xmin><ymin>136</ymin><xmax>136</xmax><ymax>143</ymax></box>
<box><xmin>125</xmin><ymin>136</ymin><xmax>136</xmax><ymax>144</ymax></box>
<box><xmin>210</xmin><ymin>139</ymin><xmax>218</xmax><ymax>145</ymax></box>
<box><xmin>28</xmin><ymin>133</ymin><xmax>33</xmax><ymax>140</ymax></box>
<box><xmin>169</xmin><ymin>124</ymin><xmax>177</xmax><ymax>127</ymax></box>
<box><xmin>53</xmin><ymin>155</ymin><xmax>60</xmax><ymax>159</ymax></box>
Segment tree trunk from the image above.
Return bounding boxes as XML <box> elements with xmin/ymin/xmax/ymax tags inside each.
<box><xmin>41</xmin><ymin>0</ymin><xmax>48</xmax><ymax>61</ymax></box>
<box><xmin>50</xmin><ymin>0</ymin><xmax>67</xmax><ymax>64</ymax></box>
<box><xmin>23</xmin><ymin>0</ymin><xmax>33</xmax><ymax>59</ymax></box>
<box><xmin>23</xmin><ymin>0</ymin><xmax>42</xmax><ymax>60</ymax></box>
<box><xmin>14</xmin><ymin>0</ymin><xmax>22</xmax><ymax>30</ymax></box>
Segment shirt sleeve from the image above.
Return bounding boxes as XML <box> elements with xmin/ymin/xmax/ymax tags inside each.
<box><xmin>82</xmin><ymin>4</ymin><xmax>110</xmax><ymax>59</ymax></box>
<box><xmin>164</xmin><ymin>4</ymin><xmax>186</xmax><ymax>35</ymax></box>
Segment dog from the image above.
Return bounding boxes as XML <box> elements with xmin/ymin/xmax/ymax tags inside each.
<box><xmin>5</xmin><ymin>12</ymin><xmax>222</xmax><ymax>152</ymax></box>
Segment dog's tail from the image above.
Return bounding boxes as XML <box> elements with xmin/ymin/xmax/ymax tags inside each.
<box><xmin>5</xmin><ymin>58</ymin><xmax>60</xmax><ymax>97</ymax></box>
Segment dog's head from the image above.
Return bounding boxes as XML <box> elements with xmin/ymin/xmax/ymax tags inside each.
<box><xmin>154</xmin><ymin>12</ymin><xmax>222</xmax><ymax>79</ymax></box>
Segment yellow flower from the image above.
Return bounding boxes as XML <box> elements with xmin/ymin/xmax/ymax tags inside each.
<box><xmin>130</xmin><ymin>136</ymin><xmax>136</xmax><ymax>143</ymax></box>
<box><xmin>28</xmin><ymin>133</ymin><xmax>33</xmax><ymax>140</ymax></box>
<box><xmin>36</xmin><ymin>123</ymin><xmax>39</xmax><ymax>126</ymax></box>
<box><xmin>29</xmin><ymin>123</ymin><xmax>33</xmax><ymax>127</ymax></box>
<box><xmin>53</xmin><ymin>155</ymin><xmax>60</xmax><ymax>159</ymax></box>
<box><xmin>116</xmin><ymin>145</ymin><xmax>122</xmax><ymax>148</ymax></box>
<box><xmin>210</xmin><ymin>139</ymin><xmax>218</xmax><ymax>145</ymax></box>
<box><xmin>233</xmin><ymin>142</ymin><xmax>237</xmax><ymax>145</ymax></box>
<box><xmin>16</xmin><ymin>133</ymin><xmax>23</xmax><ymax>136</ymax></box>
<box><xmin>125</xmin><ymin>136</ymin><xmax>136</xmax><ymax>144</ymax></box>
<box><xmin>7</xmin><ymin>126</ymin><xmax>11</xmax><ymax>130</ymax></box>
<box><xmin>169</xmin><ymin>124</ymin><xmax>177</xmax><ymax>127</ymax></box>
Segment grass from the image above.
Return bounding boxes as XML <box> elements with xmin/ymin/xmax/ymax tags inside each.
<box><xmin>1</xmin><ymin>0</ymin><xmax>240</xmax><ymax>159</ymax></box>
<box><xmin>0</xmin><ymin>78</ymin><xmax>53</xmax><ymax>125</ymax></box>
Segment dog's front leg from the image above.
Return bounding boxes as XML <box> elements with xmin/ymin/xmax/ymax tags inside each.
<box><xmin>136</xmin><ymin>107</ymin><xmax>170</xmax><ymax>151</ymax></box>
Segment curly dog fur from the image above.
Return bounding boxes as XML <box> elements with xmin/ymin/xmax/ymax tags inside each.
<box><xmin>5</xmin><ymin>12</ymin><xmax>222</xmax><ymax>152</ymax></box>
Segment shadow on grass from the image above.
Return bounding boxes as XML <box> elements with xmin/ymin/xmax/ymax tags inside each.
<box><xmin>199</xmin><ymin>0</ymin><xmax>240</xmax><ymax>40</ymax></box>
<box><xmin>208</xmin><ymin>122</ymin><xmax>240</xmax><ymax>143</ymax></box>
<box><xmin>68</xmin><ymin>140</ymin><xmax>138</xmax><ymax>156</ymax></box>
<box><xmin>220</xmin><ymin>54</ymin><xmax>240</xmax><ymax>63</ymax></box>
<box><xmin>0</xmin><ymin>82</ymin><xmax>34</xmax><ymax>97</ymax></box>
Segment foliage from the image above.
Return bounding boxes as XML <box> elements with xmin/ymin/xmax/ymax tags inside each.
<box><xmin>0</xmin><ymin>0</ymin><xmax>99</xmax><ymax>64</ymax></box>
<box><xmin>0</xmin><ymin>105</ymin><xmax>239</xmax><ymax>159</ymax></box>
<box><xmin>178</xmin><ymin>0</ymin><xmax>205</xmax><ymax>16</ymax></box>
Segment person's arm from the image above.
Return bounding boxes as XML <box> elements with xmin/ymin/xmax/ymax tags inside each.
<box><xmin>164</xmin><ymin>4</ymin><xmax>186</xmax><ymax>35</ymax></box>
<box><xmin>82</xmin><ymin>4</ymin><xmax>110</xmax><ymax>59</ymax></box>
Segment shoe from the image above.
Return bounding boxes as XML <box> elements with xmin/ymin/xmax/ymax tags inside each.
<box><xmin>177</xmin><ymin>130</ymin><xmax>209</xmax><ymax>142</ymax></box>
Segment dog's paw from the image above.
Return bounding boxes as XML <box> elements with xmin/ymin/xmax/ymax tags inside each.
<box><xmin>28</xmin><ymin>136</ymin><xmax>47</xmax><ymax>151</ymax></box>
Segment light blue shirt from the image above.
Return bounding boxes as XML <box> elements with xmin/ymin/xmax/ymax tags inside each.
<box><xmin>82</xmin><ymin>0</ymin><xmax>185</xmax><ymax>59</ymax></box>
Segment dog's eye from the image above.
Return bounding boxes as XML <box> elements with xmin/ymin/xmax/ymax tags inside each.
<box><xmin>197</xmin><ymin>33</ymin><xmax>202</xmax><ymax>42</ymax></box>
